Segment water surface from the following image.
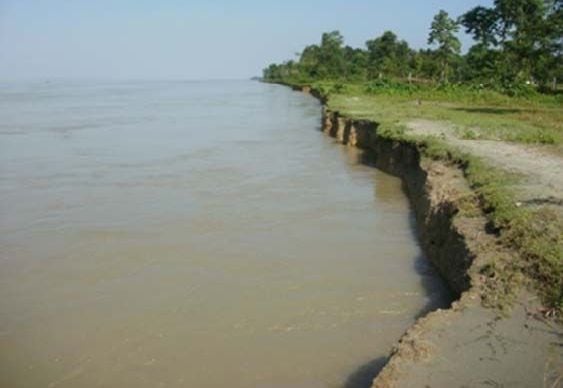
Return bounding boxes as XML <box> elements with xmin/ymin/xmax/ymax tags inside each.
<box><xmin>0</xmin><ymin>80</ymin><xmax>449</xmax><ymax>387</ymax></box>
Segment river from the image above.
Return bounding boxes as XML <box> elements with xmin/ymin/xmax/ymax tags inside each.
<box><xmin>0</xmin><ymin>80</ymin><xmax>450</xmax><ymax>387</ymax></box>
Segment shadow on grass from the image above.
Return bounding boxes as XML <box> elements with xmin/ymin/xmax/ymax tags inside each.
<box><xmin>451</xmin><ymin>107</ymin><xmax>523</xmax><ymax>115</ymax></box>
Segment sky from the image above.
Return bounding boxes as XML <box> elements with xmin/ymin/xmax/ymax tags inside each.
<box><xmin>0</xmin><ymin>0</ymin><xmax>494</xmax><ymax>80</ymax></box>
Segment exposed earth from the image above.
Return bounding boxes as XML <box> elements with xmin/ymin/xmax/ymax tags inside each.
<box><xmin>372</xmin><ymin>119</ymin><xmax>563</xmax><ymax>388</ymax></box>
<box><xmin>408</xmin><ymin>119</ymin><xmax>563</xmax><ymax>215</ymax></box>
<box><xmin>294</xmin><ymin>84</ymin><xmax>563</xmax><ymax>387</ymax></box>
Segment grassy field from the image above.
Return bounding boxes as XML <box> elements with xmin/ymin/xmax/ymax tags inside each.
<box><xmin>306</xmin><ymin>81</ymin><xmax>563</xmax><ymax>312</ymax></box>
<box><xmin>315</xmin><ymin>81</ymin><xmax>563</xmax><ymax>149</ymax></box>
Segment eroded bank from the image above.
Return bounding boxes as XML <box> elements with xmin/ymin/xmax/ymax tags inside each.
<box><xmin>287</xmin><ymin>84</ymin><xmax>562</xmax><ymax>387</ymax></box>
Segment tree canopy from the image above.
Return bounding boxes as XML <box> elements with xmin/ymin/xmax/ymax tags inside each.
<box><xmin>263</xmin><ymin>3</ymin><xmax>563</xmax><ymax>93</ymax></box>
<box><xmin>428</xmin><ymin>10</ymin><xmax>461</xmax><ymax>82</ymax></box>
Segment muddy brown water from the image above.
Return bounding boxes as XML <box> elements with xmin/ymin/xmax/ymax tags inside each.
<box><xmin>0</xmin><ymin>80</ymin><xmax>450</xmax><ymax>387</ymax></box>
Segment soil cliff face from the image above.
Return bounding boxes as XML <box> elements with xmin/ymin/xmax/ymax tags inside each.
<box><xmin>290</xmin><ymin>85</ymin><xmax>562</xmax><ymax>388</ymax></box>
<box><xmin>321</xmin><ymin>108</ymin><xmax>474</xmax><ymax>296</ymax></box>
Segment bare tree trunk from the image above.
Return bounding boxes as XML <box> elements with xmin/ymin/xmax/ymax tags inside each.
<box><xmin>442</xmin><ymin>60</ymin><xmax>449</xmax><ymax>84</ymax></box>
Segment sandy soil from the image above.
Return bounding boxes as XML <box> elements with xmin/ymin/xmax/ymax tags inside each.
<box><xmin>375</xmin><ymin>293</ymin><xmax>562</xmax><ymax>388</ymax></box>
<box><xmin>408</xmin><ymin>119</ymin><xmax>563</xmax><ymax>210</ymax></box>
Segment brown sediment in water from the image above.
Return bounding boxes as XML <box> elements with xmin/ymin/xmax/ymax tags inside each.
<box><xmin>288</xmin><ymin>84</ymin><xmax>562</xmax><ymax>387</ymax></box>
<box><xmin>315</xmin><ymin>96</ymin><xmax>476</xmax><ymax>297</ymax></box>
<box><xmin>0</xmin><ymin>81</ymin><xmax>454</xmax><ymax>387</ymax></box>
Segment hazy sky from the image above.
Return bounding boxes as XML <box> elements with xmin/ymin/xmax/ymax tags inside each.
<box><xmin>0</xmin><ymin>0</ymin><xmax>493</xmax><ymax>80</ymax></box>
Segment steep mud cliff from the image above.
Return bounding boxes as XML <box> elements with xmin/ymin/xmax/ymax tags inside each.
<box><xmin>289</xmin><ymin>85</ymin><xmax>562</xmax><ymax>388</ymax></box>
<box><xmin>321</xmin><ymin>108</ymin><xmax>475</xmax><ymax>296</ymax></box>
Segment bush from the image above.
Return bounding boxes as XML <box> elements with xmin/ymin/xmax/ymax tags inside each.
<box><xmin>364</xmin><ymin>78</ymin><xmax>419</xmax><ymax>95</ymax></box>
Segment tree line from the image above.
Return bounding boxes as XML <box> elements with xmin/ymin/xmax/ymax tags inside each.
<box><xmin>262</xmin><ymin>1</ymin><xmax>562</xmax><ymax>93</ymax></box>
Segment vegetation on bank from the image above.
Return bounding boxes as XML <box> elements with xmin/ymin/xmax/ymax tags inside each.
<box><xmin>262</xmin><ymin>1</ymin><xmax>563</xmax><ymax>312</ymax></box>
<box><xmin>263</xmin><ymin>1</ymin><xmax>562</xmax><ymax>95</ymax></box>
<box><xmin>323</xmin><ymin>81</ymin><xmax>563</xmax><ymax>147</ymax></box>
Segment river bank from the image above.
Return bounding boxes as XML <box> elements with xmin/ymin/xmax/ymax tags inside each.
<box><xmin>280</xmin><ymin>82</ymin><xmax>563</xmax><ymax>387</ymax></box>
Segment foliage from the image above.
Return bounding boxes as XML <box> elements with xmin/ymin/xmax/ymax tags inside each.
<box><xmin>428</xmin><ymin>10</ymin><xmax>462</xmax><ymax>82</ymax></box>
<box><xmin>460</xmin><ymin>0</ymin><xmax>563</xmax><ymax>88</ymax></box>
<box><xmin>366</xmin><ymin>31</ymin><xmax>414</xmax><ymax>78</ymax></box>
<box><xmin>263</xmin><ymin>3</ymin><xmax>562</xmax><ymax>94</ymax></box>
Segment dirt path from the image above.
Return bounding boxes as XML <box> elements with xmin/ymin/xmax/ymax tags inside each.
<box><xmin>408</xmin><ymin>119</ymin><xmax>563</xmax><ymax>207</ymax></box>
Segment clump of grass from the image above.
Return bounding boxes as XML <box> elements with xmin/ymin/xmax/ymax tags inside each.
<box><xmin>462</xmin><ymin>156</ymin><xmax>562</xmax><ymax>311</ymax></box>
<box><xmin>509</xmin><ymin>128</ymin><xmax>556</xmax><ymax>144</ymax></box>
<box><xmin>479</xmin><ymin>258</ymin><xmax>525</xmax><ymax>313</ymax></box>
<box><xmin>456</xmin><ymin>194</ymin><xmax>482</xmax><ymax>218</ymax></box>
<box><xmin>459</xmin><ymin>128</ymin><xmax>479</xmax><ymax>140</ymax></box>
<box><xmin>364</xmin><ymin>78</ymin><xmax>420</xmax><ymax>95</ymax></box>
<box><xmin>376</xmin><ymin>122</ymin><xmax>407</xmax><ymax>139</ymax></box>
<box><xmin>500</xmin><ymin>208</ymin><xmax>563</xmax><ymax>311</ymax></box>
<box><xmin>418</xmin><ymin>137</ymin><xmax>458</xmax><ymax>161</ymax></box>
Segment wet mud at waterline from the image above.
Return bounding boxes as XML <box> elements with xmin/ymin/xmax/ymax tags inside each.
<box><xmin>0</xmin><ymin>80</ymin><xmax>450</xmax><ymax>387</ymax></box>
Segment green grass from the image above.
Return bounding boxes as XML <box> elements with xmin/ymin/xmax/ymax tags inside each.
<box><xmin>465</xmin><ymin>155</ymin><xmax>563</xmax><ymax>311</ymax></box>
<box><xmin>313</xmin><ymin>81</ymin><xmax>563</xmax><ymax>149</ymax></box>
<box><xmin>303</xmin><ymin>80</ymin><xmax>563</xmax><ymax>312</ymax></box>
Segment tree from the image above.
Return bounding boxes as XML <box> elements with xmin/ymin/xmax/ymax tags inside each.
<box><xmin>539</xmin><ymin>0</ymin><xmax>563</xmax><ymax>88</ymax></box>
<box><xmin>366</xmin><ymin>31</ymin><xmax>414</xmax><ymax>78</ymax></box>
<box><xmin>262</xmin><ymin>64</ymin><xmax>281</xmax><ymax>81</ymax></box>
<box><xmin>428</xmin><ymin>10</ymin><xmax>462</xmax><ymax>82</ymax></box>
<box><xmin>299</xmin><ymin>44</ymin><xmax>322</xmax><ymax>79</ymax></box>
<box><xmin>343</xmin><ymin>46</ymin><xmax>368</xmax><ymax>80</ymax></box>
<box><xmin>461</xmin><ymin>0</ymin><xmax>563</xmax><ymax>87</ymax></box>
<box><xmin>459</xmin><ymin>6</ymin><xmax>504</xmax><ymax>84</ymax></box>
<box><xmin>262</xmin><ymin>1</ymin><xmax>561</xmax><ymax>93</ymax></box>
<box><xmin>460</xmin><ymin>6</ymin><xmax>500</xmax><ymax>47</ymax></box>
<box><xmin>413</xmin><ymin>49</ymin><xmax>444</xmax><ymax>80</ymax></box>
<box><xmin>318</xmin><ymin>30</ymin><xmax>346</xmax><ymax>78</ymax></box>
<box><xmin>295</xmin><ymin>31</ymin><xmax>346</xmax><ymax>80</ymax></box>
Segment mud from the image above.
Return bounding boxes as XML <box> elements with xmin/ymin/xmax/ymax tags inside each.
<box><xmin>289</xmin><ymin>85</ymin><xmax>563</xmax><ymax>388</ymax></box>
